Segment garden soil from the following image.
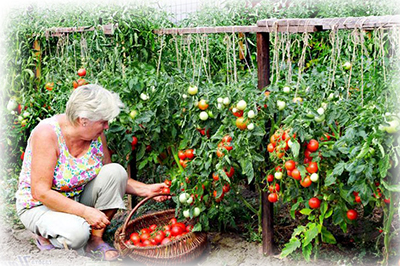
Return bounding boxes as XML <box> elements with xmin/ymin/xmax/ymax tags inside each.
<box><xmin>0</xmin><ymin>222</ymin><xmax>385</xmax><ymax>266</ymax></box>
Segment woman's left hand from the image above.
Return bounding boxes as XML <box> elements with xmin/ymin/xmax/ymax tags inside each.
<box><xmin>147</xmin><ymin>183</ymin><xmax>171</xmax><ymax>202</ymax></box>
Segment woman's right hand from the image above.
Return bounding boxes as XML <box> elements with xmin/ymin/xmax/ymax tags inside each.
<box><xmin>82</xmin><ymin>206</ymin><xmax>110</xmax><ymax>230</ymax></box>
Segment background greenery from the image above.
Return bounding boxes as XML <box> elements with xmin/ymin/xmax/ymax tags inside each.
<box><xmin>1</xmin><ymin>0</ymin><xmax>399</xmax><ymax>264</ymax></box>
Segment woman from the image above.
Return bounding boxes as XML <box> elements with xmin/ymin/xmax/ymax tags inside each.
<box><xmin>15</xmin><ymin>84</ymin><xmax>168</xmax><ymax>261</ymax></box>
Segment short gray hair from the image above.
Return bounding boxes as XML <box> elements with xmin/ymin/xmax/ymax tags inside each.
<box><xmin>66</xmin><ymin>84</ymin><xmax>124</xmax><ymax>125</ymax></box>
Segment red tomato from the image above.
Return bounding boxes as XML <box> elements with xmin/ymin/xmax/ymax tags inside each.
<box><xmin>292</xmin><ymin>168</ymin><xmax>301</xmax><ymax>180</ymax></box>
<box><xmin>73</xmin><ymin>80</ymin><xmax>79</xmax><ymax>89</ymax></box>
<box><xmin>21</xmin><ymin>151</ymin><xmax>25</xmax><ymax>161</ymax></box>
<box><xmin>309</xmin><ymin>197</ymin><xmax>321</xmax><ymax>209</ymax></box>
<box><xmin>142</xmin><ymin>239</ymin><xmax>152</xmax><ymax>246</ymax></box>
<box><xmin>186</xmin><ymin>224</ymin><xmax>193</xmax><ymax>232</ymax></box>
<box><xmin>213</xmin><ymin>190</ymin><xmax>224</xmax><ymax>202</ymax></box>
<box><xmin>384</xmin><ymin>198</ymin><xmax>391</xmax><ymax>204</ymax></box>
<box><xmin>267</xmin><ymin>174</ymin><xmax>274</xmax><ymax>182</ymax></box>
<box><xmin>275</xmin><ymin>166</ymin><xmax>282</xmax><ymax>172</ymax></box>
<box><xmin>222</xmin><ymin>184</ymin><xmax>230</xmax><ymax>193</ymax></box>
<box><xmin>306</xmin><ymin>162</ymin><xmax>318</xmax><ymax>174</ymax></box>
<box><xmin>129</xmin><ymin>232</ymin><xmax>140</xmax><ymax>244</ymax></box>
<box><xmin>232</xmin><ymin>109</ymin><xmax>244</xmax><ymax>117</ymax></box>
<box><xmin>212</xmin><ymin>172</ymin><xmax>219</xmax><ymax>181</ymax></box>
<box><xmin>354</xmin><ymin>195</ymin><xmax>361</xmax><ymax>203</ymax></box>
<box><xmin>131</xmin><ymin>136</ymin><xmax>138</xmax><ymax>146</ymax></box>
<box><xmin>180</xmin><ymin>159</ymin><xmax>188</xmax><ymax>168</ymax></box>
<box><xmin>161</xmin><ymin>238</ymin><xmax>171</xmax><ymax>245</ymax></box>
<box><xmin>216</xmin><ymin>148</ymin><xmax>225</xmax><ymax>158</ymax></box>
<box><xmin>169</xmin><ymin>218</ymin><xmax>177</xmax><ymax>225</ymax></box>
<box><xmin>164</xmin><ymin>179</ymin><xmax>171</xmax><ymax>187</ymax></box>
<box><xmin>164</xmin><ymin>230</ymin><xmax>172</xmax><ymax>237</ymax></box>
<box><xmin>224</xmin><ymin>142</ymin><xmax>233</xmax><ymax>151</ymax></box>
<box><xmin>77</xmin><ymin>68</ymin><xmax>86</xmax><ymax>77</ymax></box>
<box><xmin>304</xmin><ymin>157</ymin><xmax>312</xmax><ymax>164</ymax></box>
<box><xmin>140</xmin><ymin>228</ymin><xmax>150</xmax><ymax>235</ymax></box>
<box><xmin>268</xmin><ymin>192</ymin><xmax>278</xmax><ymax>203</ymax></box>
<box><xmin>347</xmin><ymin>209</ymin><xmax>358</xmax><ymax>220</ymax></box>
<box><xmin>304</xmin><ymin>149</ymin><xmax>313</xmax><ymax>159</ymax></box>
<box><xmin>185</xmin><ymin>149</ymin><xmax>195</xmax><ymax>159</ymax></box>
<box><xmin>162</xmin><ymin>187</ymin><xmax>170</xmax><ymax>194</ymax></box>
<box><xmin>149</xmin><ymin>224</ymin><xmax>157</xmax><ymax>232</ymax></box>
<box><xmin>267</xmin><ymin>143</ymin><xmax>275</xmax><ymax>153</ymax></box>
<box><xmin>149</xmin><ymin>238</ymin><xmax>158</xmax><ymax>245</ymax></box>
<box><xmin>140</xmin><ymin>233</ymin><xmax>151</xmax><ymax>242</ymax></box>
<box><xmin>300</xmin><ymin>176</ymin><xmax>312</xmax><ymax>188</ymax></box>
<box><xmin>178</xmin><ymin>150</ymin><xmax>186</xmax><ymax>160</ymax></box>
<box><xmin>287</xmin><ymin>169</ymin><xmax>292</xmax><ymax>177</ymax></box>
<box><xmin>154</xmin><ymin>231</ymin><xmax>165</xmax><ymax>244</ymax></box>
<box><xmin>171</xmin><ymin>225</ymin><xmax>184</xmax><ymax>236</ymax></box>
<box><xmin>163</xmin><ymin>225</ymin><xmax>171</xmax><ymax>231</ymax></box>
<box><xmin>224</xmin><ymin>166</ymin><xmax>234</xmax><ymax>178</ymax></box>
<box><xmin>284</xmin><ymin>160</ymin><xmax>296</xmax><ymax>171</ymax></box>
<box><xmin>307</xmin><ymin>139</ymin><xmax>319</xmax><ymax>152</ymax></box>
<box><xmin>222</xmin><ymin>135</ymin><xmax>232</xmax><ymax>143</ymax></box>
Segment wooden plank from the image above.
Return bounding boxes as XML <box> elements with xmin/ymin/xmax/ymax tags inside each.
<box><xmin>45</xmin><ymin>24</ymin><xmax>116</xmax><ymax>37</ymax></box>
<box><xmin>154</xmin><ymin>25</ymin><xmax>316</xmax><ymax>35</ymax></box>
<box><xmin>257</xmin><ymin>15</ymin><xmax>400</xmax><ymax>31</ymax></box>
<box><xmin>257</xmin><ymin>32</ymin><xmax>273</xmax><ymax>256</ymax></box>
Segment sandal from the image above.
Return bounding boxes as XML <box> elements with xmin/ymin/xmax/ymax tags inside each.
<box><xmin>35</xmin><ymin>238</ymin><xmax>55</xmax><ymax>251</ymax></box>
<box><xmin>86</xmin><ymin>242</ymin><xmax>120</xmax><ymax>261</ymax></box>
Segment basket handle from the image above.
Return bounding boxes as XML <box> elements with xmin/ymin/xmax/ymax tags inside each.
<box><xmin>119</xmin><ymin>192</ymin><xmax>171</xmax><ymax>243</ymax></box>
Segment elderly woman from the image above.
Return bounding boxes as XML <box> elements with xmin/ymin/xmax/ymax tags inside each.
<box><xmin>15</xmin><ymin>84</ymin><xmax>167</xmax><ymax>261</ymax></box>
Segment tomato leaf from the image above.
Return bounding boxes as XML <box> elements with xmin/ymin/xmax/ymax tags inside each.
<box><xmin>303</xmin><ymin>223</ymin><xmax>318</xmax><ymax>247</ymax></box>
<box><xmin>280</xmin><ymin>237</ymin><xmax>301</xmax><ymax>258</ymax></box>
<box><xmin>379</xmin><ymin>154</ymin><xmax>390</xmax><ymax>178</ymax></box>
<box><xmin>302</xmin><ymin>243</ymin><xmax>312</xmax><ymax>262</ymax></box>
<box><xmin>300</xmin><ymin>208</ymin><xmax>312</xmax><ymax>216</ymax></box>
<box><xmin>291</xmin><ymin>140</ymin><xmax>300</xmax><ymax>159</ymax></box>
<box><xmin>382</xmin><ymin>180</ymin><xmax>400</xmax><ymax>192</ymax></box>
<box><xmin>321</xmin><ymin>226</ymin><xmax>336</xmax><ymax>244</ymax></box>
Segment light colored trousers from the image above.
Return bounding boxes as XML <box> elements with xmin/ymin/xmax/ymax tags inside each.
<box><xmin>19</xmin><ymin>163</ymin><xmax>128</xmax><ymax>250</ymax></box>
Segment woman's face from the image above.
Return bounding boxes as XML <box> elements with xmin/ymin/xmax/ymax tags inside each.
<box><xmin>83</xmin><ymin>119</ymin><xmax>109</xmax><ymax>140</ymax></box>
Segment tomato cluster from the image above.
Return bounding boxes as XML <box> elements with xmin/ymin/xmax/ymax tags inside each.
<box><xmin>178</xmin><ymin>149</ymin><xmax>195</xmax><ymax>168</ymax></box>
<box><xmin>267</xmin><ymin>128</ymin><xmax>295</xmax><ymax>159</ymax></box>
<box><xmin>126</xmin><ymin>217</ymin><xmax>193</xmax><ymax>247</ymax></box>
<box><xmin>216</xmin><ymin>135</ymin><xmax>233</xmax><ymax>158</ymax></box>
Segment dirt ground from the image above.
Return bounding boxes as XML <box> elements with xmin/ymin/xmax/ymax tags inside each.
<box><xmin>0</xmin><ymin>222</ymin><xmax>387</xmax><ymax>266</ymax></box>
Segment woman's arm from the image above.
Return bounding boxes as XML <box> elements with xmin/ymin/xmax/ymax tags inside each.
<box><xmin>100</xmin><ymin>132</ymin><xmax>111</xmax><ymax>165</ymax></box>
<box><xmin>30</xmin><ymin>124</ymin><xmax>110</xmax><ymax>229</ymax></box>
<box><xmin>126</xmin><ymin>178</ymin><xmax>170</xmax><ymax>201</ymax></box>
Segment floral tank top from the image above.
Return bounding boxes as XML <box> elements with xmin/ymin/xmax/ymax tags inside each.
<box><xmin>16</xmin><ymin>115</ymin><xmax>104</xmax><ymax>215</ymax></box>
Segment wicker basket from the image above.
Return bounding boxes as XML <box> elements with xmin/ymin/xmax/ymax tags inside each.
<box><xmin>114</xmin><ymin>193</ymin><xmax>208</xmax><ymax>265</ymax></box>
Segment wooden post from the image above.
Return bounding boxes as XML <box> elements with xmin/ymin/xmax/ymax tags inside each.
<box><xmin>33</xmin><ymin>40</ymin><xmax>41</xmax><ymax>80</ymax></box>
<box><xmin>129</xmin><ymin>150</ymin><xmax>137</xmax><ymax>208</ymax></box>
<box><xmin>257</xmin><ymin>32</ymin><xmax>273</xmax><ymax>255</ymax></box>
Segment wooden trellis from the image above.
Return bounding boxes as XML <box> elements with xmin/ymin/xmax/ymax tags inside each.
<box><xmin>154</xmin><ymin>14</ymin><xmax>400</xmax><ymax>256</ymax></box>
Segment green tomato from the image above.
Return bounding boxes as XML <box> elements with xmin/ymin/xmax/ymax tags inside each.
<box><xmin>179</xmin><ymin>193</ymin><xmax>189</xmax><ymax>204</ymax></box>
<box><xmin>183</xmin><ymin>209</ymin><xmax>190</xmax><ymax>218</ymax></box>
<box><xmin>186</xmin><ymin>196</ymin><xmax>193</xmax><ymax>205</ymax></box>
<box><xmin>314</xmin><ymin>115</ymin><xmax>325</xmax><ymax>122</ymax></box>
<box><xmin>193</xmin><ymin>207</ymin><xmax>201</xmax><ymax>217</ymax></box>
<box><xmin>274</xmin><ymin>172</ymin><xmax>283</xmax><ymax>180</ymax></box>
<box><xmin>343</xmin><ymin>61</ymin><xmax>352</xmax><ymax>70</ymax></box>
<box><xmin>283</xmin><ymin>86</ymin><xmax>291</xmax><ymax>93</ymax></box>
<box><xmin>385</xmin><ymin>120</ymin><xmax>399</xmax><ymax>134</ymax></box>
<box><xmin>310</xmin><ymin>173</ymin><xmax>319</xmax><ymax>182</ymax></box>
<box><xmin>237</xmin><ymin>100</ymin><xmax>247</xmax><ymax>110</ymax></box>
<box><xmin>129</xmin><ymin>110</ymin><xmax>138</xmax><ymax>119</ymax></box>
<box><xmin>199</xmin><ymin>111</ymin><xmax>208</xmax><ymax>121</ymax></box>
<box><xmin>277</xmin><ymin>100</ymin><xmax>286</xmax><ymax>111</ymax></box>
<box><xmin>188</xmin><ymin>85</ymin><xmax>198</xmax><ymax>95</ymax></box>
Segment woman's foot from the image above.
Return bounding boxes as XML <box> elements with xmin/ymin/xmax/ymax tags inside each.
<box><xmin>85</xmin><ymin>236</ymin><xmax>119</xmax><ymax>261</ymax></box>
<box><xmin>35</xmin><ymin>235</ymin><xmax>55</xmax><ymax>251</ymax></box>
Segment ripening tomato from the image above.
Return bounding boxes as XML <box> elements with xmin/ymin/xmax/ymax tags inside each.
<box><xmin>185</xmin><ymin>149</ymin><xmax>195</xmax><ymax>159</ymax></box>
<box><xmin>300</xmin><ymin>176</ymin><xmax>312</xmax><ymax>188</ymax></box>
<box><xmin>180</xmin><ymin>159</ymin><xmax>188</xmax><ymax>168</ymax></box>
<box><xmin>268</xmin><ymin>192</ymin><xmax>278</xmax><ymax>203</ymax></box>
<box><xmin>213</xmin><ymin>190</ymin><xmax>224</xmax><ymax>202</ymax></box>
<box><xmin>309</xmin><ymin>197</ymin><xmax>321</xmax><ymax>209</ymax></box>
<box><xmin>198</xmin><ymin>99</ymin><xmax>209</xmax><ymax>110</ymax></box>
<box><xmin>130</xmin><ymin>232</ymin><xmax>140</xmax><ymax>244</ymax></box>
<box><xmin>178</xmin><ymin>150</ymin><xmax>186</xmax><ymax>160</ymax></box>
<box><xmin>267</xmin><ymin>143</ymin><xmax>275</xmax><ymax>153</ymax></box>
<box><xmin>347</xmin><ymin>209</ymin><xmax>358</xmax><ymax>220</ymax></box>
<box><xmin>212</xmin><ymin>172</ymin><xmax>219</xmax><ymax>181</ymax></box>
<box><xmin>284</xmin><ymin>160</ymin><xmax>296</xmax><ymax>171</ymax></box>
<box><xmin>236</xmin><ymin>117</ymin><xmax>248</xmax><ymax>130</ymax></box>
<box><xmin>77</xmin><ymin>68</ymin><xmax>87</xmax><ymax>77</ymax></box>
<box><xmin>45</xmin><ymin>82</ymin><xmax>54</xmax><ymax>91</ymax></box>
<box><xmin>222</xmin><ymin>135</ymin><xmax>232</xmax><ymax>143</ymax></box>
<box><xmin>232</xmin><ymin>109</ymin><xmax>244</xmax><ymax>117</ymax></box>
<box><xmin>73</xmin><ymin>80</ymin><xmax>79</xmax><ymax>89</ymax></box>
<box><xmin>216</xmin><ymin>148</ymin><xmax>225</xmax><ymax>158</ymax></box>
<box><xmin>164</xmin><ymin>179</ymin><xmax>172</xmax><ymax>187</ymax></box>
<box><xmin>307</xmin><ymin>139</ymin><xmax>319</xmax><ymax>152</ymax></box>
<box><xmin>291</xmin><ymin>169</ymin><xmax>301</xmax><ymax>180</ymax></box>
<box><xmin>306</xmin><ymin>162</ymin><xmax>318</xmax><ymax>174</ymax></box>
